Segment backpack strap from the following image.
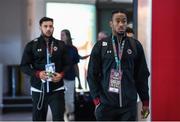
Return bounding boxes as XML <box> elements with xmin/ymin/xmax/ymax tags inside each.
<box><xmin>128</xmin><ymin>37</ymin><xmax>137</xmax><ymax>56</ymax></box>
<box><xmin>100</xmin><ymin>37</ymin><xmax>110</xmax><ymax>58</ymax></box>
<box><xmin>32</xmin><ymin>38</ymin><xmax>39</xmax><ymax>52</ymax></box>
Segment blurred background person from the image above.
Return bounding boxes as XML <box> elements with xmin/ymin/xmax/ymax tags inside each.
<box><xmin>97</xmin><ymin>31</ymin><xmax>108</xmax><ymax>41</ymax></box>
<box><xmin>61</xmin><ymin>29</ymin><xmax>84</xmax><ymax>121</ymax></box>
<box><xmin>126</xmin><ymin>26</ymin><xmax>134</xmax><ymax>38</ymax></box>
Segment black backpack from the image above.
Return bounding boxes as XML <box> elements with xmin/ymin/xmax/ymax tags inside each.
<box><xmin>128</xmin><ymin>37</ymin><xmax>137</xmax><ymax>56</ymax></box>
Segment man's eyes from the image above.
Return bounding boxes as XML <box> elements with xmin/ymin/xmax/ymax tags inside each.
<box><xmin>43</xmin><ymin>25</ymin><xmax>53</xmax><ymax>28</ymax></box>
<box><xmin>116</xmin><ymin>19</ymin><xmax>127</xmax><ymax>23</ymax></box>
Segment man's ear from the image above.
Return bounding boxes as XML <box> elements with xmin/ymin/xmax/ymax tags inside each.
<box><xmin>109</xmin><ymin>21</ymin><xmax>112</xmax><ymax>28</ymax></box>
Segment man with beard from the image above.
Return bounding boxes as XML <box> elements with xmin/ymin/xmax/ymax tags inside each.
<box><xmin>20</xmin><ymin>17</ymin><xmax>71</xmax><ymax>121</ymax></box>
<box><xmin>87</xmin><ymin>10</ymin><xmax>150</xmax><ymax>121</ymax></box>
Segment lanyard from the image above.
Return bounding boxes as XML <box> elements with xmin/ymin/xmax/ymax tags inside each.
<box><xmin>112</xmin><ymin>36</ymin><xmax>125</xmax><ymax>70</ymax></box>
<box><xmin>46</xmin><ymin>41</ymin><xmax>54</xmax><ymax>93</ymax></box>
<box><xmin>112</xmin><ymin>36</ymin><xmax>125</xmax><ymax>107</ymax></box>
<box><xmin>46</xmin><ymin>41</ymin><xmax>54</xmax><ymax>64</ymax></box>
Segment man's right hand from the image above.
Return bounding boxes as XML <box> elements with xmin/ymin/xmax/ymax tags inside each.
<box><xmin>39</xmin><ymin>71</ymin><xmax>48</xmax><ymax>80</ymax></box>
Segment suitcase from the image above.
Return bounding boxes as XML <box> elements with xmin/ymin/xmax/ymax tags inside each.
<box><xmin>75</xmin><ymin>91</ymin><xmax>96</xmax><ymax>121</ymax></box>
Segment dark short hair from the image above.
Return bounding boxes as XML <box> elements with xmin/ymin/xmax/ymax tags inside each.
<box><xmin>39</xmin><ymin>17</ymin><xmax>53</xmax><ymax>26</ymax></box>
<box><xmin>111</xmin><ymin>9</ymin><xmax>128</xmax><ymax>20</ymax></box>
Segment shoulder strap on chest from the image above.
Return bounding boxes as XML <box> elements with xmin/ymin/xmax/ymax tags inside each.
<box><xmin>128</xmin><ymin>37</ymin><xmax>137</xmax><ymax>56</ymax></box>
<box><xmin>100</xmin><ymin>37</ymin><xmax>110</xmax><ymax>56</ymax></box>
<box><xmin>32</xmin><ymin>38</ymin><xmax>39</xmax><ymax>51</ymax></box>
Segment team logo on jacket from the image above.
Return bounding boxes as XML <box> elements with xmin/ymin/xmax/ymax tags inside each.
<box><xmin>107</xmin><ymin>50</ymin><xmax>112</xmax><ymax>53</ymax></box>
<box><xmin>53</xmin><ymin>46</ymin><xmax>58</xmax><ymax>51</ymax></box>
<box><xmin>102</xmin><ymin>42</ymin><xmax>107</xmax><ymax>46</ymax></box>
<box><xmin>37</xmin><ymin>49</ymin><xmax>42</xmax><ymax>52</ymax></box>
<box><xmin>33</xmin><ymin>38</ymin><xmax>38</xmax><ymax>42</ymax></box>
<box><xmin>127</xmin><ymin>49</ymin><xmax>132</xmax><ymax>54</ymax></box>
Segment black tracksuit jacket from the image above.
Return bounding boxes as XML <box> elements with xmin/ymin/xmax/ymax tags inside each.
<box><xmin>20</xmin><ymin>35</ymin><xmax>71</xmax><ymax>92</ymax></box>
<box><xmin>87</xmin><ymin>36</ymin><xmax>150</xmax><ymax>107</ymax></box>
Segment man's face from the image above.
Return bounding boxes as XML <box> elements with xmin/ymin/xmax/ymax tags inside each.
<box><xmin>40</xmin><ymin>21</ymin><xmax>54</xmax><ymax>38</ymax></box>
<box><xmin>110</xmin><ymin>12</ymin><xmax>127</xmax><ymax>35</ymax></box>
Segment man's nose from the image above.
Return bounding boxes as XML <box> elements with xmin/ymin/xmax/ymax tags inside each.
<box><xmin>119</xmin><ymin>21</ymin><xmax>124</xmax><ymax>26</ymax></box>
<box><xmin>47</xmin><ymin>26</ymin><xmax>52</xmax><ymax>30</ymax></box>
<box><xmin>47</xmin><ymin>27</ymin><xmax>51</xmax><ymax>30</ymax></box>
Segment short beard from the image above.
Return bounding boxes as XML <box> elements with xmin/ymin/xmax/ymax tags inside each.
<box><xmin>42</xmin><ymin>33</ymin><xmax>52</xmax><ymax>39</ymax></box>
<box><xmin>117</xmin><ymin>31</ymin><xmax>125</xmax><ymax>37</ymax></box>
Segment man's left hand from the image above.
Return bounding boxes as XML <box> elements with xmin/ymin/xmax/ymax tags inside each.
<box><xmin>141</xmin><ymin>106</ymin><xmax>150</xmax><ymax>119</ymax></box>
<box><xmin>51</xmin><ymin>72</ymin><xmax>63</xmax><ymax>83</ymax></box>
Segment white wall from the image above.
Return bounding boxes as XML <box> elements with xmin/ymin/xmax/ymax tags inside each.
<box><xmin>0</xmin><ymin>0</ymin><xmax>45</xmax><ymax>95</ymax></box>
<box><xmin>0</xmin><ymin>0</ymin><xmax>23</xmax><ymax>65</ymax></box>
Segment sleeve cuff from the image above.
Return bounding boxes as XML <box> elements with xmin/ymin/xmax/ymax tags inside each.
<box><xmin>60</xmin><ymin>72</ymin><xmax>65</xmax><ymax>78</ymax></box>
<box><xmin>142</xmin><ymin>100</ymin><xmax>149</xmax><ymax>107</ymax></box>
<box><xmin>35</xmin><ymin>71</ymin><xmax>41</xmax><ymax>78</ymax></box>
<box><xmin>93</xmin><ymin>97</ymin><xmax>101</xmax><ymax>106</ymax></box>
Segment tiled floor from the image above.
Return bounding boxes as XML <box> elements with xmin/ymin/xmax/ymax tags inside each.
<box><xmin>0</xmin><ymin>102</ymin><xmax>150</xmax><ymax>121</ymax></box>
<box><xmin>0</xmin><ymin>112</ymin><xmax>32</xmax><ymax>121</ymax></box>
<box><xmin>0</xmin><ymin>108</ymin><xmax>52</xmax><ymax>121</ymax></box>
<box><xmin>0</xmin><ymin>111</ymin><xmax>69</xmax><ymax>121</ymax></box>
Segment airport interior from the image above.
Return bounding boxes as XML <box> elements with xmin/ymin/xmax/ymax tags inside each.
<box><xmin>0</xmin><ymin>0</ymin><xmax>180</xmax><ymax>121</ymax></box>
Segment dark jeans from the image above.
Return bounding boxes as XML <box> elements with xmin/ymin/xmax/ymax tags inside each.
<box><xmin>95</xmin><ymin>103</ymin><xmax>137</xmax><ymax>121</ymax></box>
<box><xmin>32</xmin><ymin>90</ymin><xmax>65</xmax><ymax>121</ymax></box>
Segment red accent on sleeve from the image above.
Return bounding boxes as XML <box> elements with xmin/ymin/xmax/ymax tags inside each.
<box><xmin>142</xmin><ymin>100</ymin><xmax>149</xmax><ymax>107</ymax></box>
<box><xmin>93</xmin><ymin>97</ymin><xmax>101</xmax><ymax>106</ymax></box>
<box><xmin>60</xmin><ymin>72</ymin><xmax>65</xmax><ymax>78</ymax></box>
<box><xmin>35</xmin><ymin>71</ymin><xmax>41</xmax><ymax>78</ymax></box>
